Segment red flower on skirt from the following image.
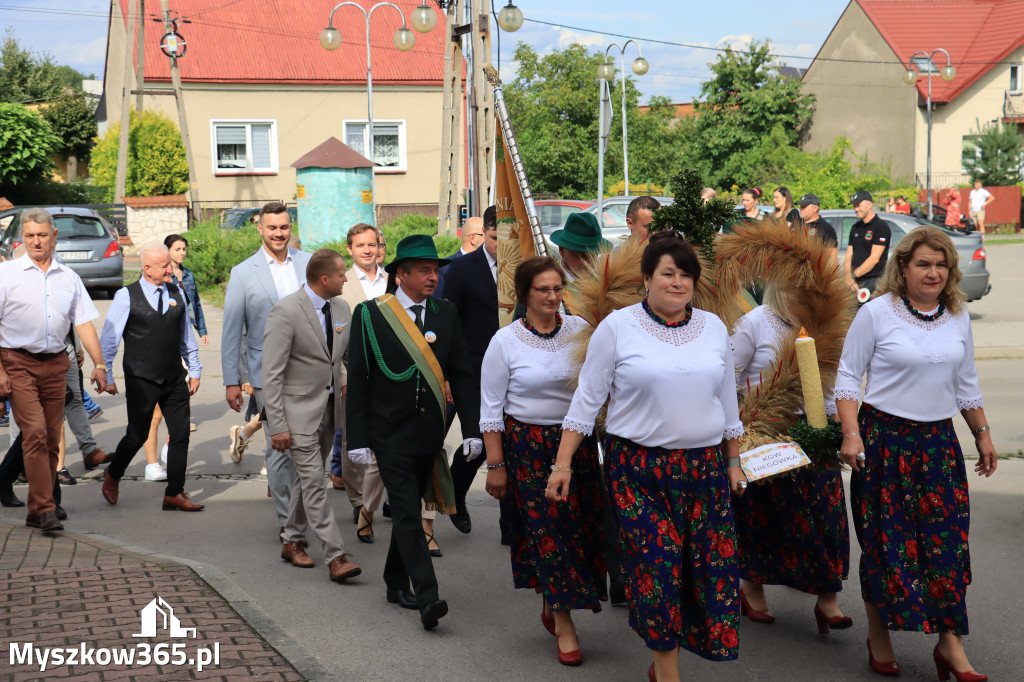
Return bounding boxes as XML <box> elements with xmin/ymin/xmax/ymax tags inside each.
<box><xmin>540</xmin><ymin>536</ymin><xmax>557</xmax><ymax>556</ymax></box>
<box><xmin>691</xmin><ymin>499</ymin><xmax>704</xmax><ymax>519</ymax></box>
<box><xmin>721</xmin><ymin>627</ymin><xmax>738</xmax><ymax>648</ymax></box>
<box><xmin>929</xmin><ymin>579</ymin><xmax>946</xmax><ymax>599</ymax></box>
<box><xmin>717</xmin><ymin>537</ymin><xmax>735</xmax><ymax>558</ymax></box>
<box><xmin>905</xmin><ymin>540</ymin><xmax>918</xmax><ymax>560</ymax></box>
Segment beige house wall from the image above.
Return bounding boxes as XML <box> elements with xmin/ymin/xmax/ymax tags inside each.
<box><xmin>801</xmin><ymin>1</ymin><xmax>918</xmax><ymax>182</ymax></box>
<box><xmin>914</xmin><ymin>46</ymin><xmax>1024</xmax><ymax>183</ymax></box>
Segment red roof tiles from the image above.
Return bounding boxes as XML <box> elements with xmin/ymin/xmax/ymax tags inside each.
<box><xmin>117</xmin><ymin>0</ymin><xmax>446</xmax><ymax>85</ymax></box>
<box><xmin>858</xmin><ymin>0</ymin><xmax>1024</xmax><ymax>103</ymax></box>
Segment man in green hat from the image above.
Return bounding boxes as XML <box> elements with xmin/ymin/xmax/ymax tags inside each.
<box><xmin>549</xmin><ymin>212</ymin><xmax>612</xmax><ymax>279</ymax></box>
<box><xmin>346</xmin><ymin>234</ymin><xmax>481</xmax><ymax>631</ymax></box>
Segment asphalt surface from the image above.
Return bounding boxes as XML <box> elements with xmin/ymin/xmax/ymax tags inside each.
<box><xmin>2</xmin><ymin>242</ymin><xmax>1022</xmax><ymax>681</ymax></box>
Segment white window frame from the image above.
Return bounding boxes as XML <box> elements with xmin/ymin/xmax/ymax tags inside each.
<box><xmin>210</xmin><ymin>119</ymin><xmax>279</xmax><ymax>175</ymax></box>
<box><xmin>342</xmin><ymin>119</ymin><xmax>407</xmax><ymax>173</ymax></box>
<box><xmin>1010</xmin><ymin>64</ymin><xmax>1022</xmax><ymax>95</ymax></box>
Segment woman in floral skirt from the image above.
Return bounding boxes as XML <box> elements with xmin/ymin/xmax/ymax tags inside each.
<box><xmin>730</xmin><ymin>285</ymin><xmax>852</xmax><ymax>632</ymax></box>
<box><xmin>480</xmin><ymin>256</ymin><xmax>606</xmax><ymax>668</ymax></box>
<box><xmin>547</xmin><ymin>232</ymin><xmax>747</xmax><ymax>682</ymax></box>
<box><xmin>836</xmin><ymin>226</ymin><xmax>997</xmax><ymax>681</ymax></box>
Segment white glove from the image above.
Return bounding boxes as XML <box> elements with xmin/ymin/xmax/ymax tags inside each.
<box><xmin>463</xmin><ymin>438</ymin><xmax>484</xmax><ymax>461</ymax></box>
<box><xmin>348</xmin><ymin>448</ymin><xmax>374</xmax><ymax>466</ymax></box>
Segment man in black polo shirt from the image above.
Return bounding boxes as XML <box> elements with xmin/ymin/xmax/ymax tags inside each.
<box><xmin>845</xmin><ymin>190</ymin><xmax>890</xmax><ymax>297</ymax></box>
<box><xmin>798</xmin><ymin>193</ymin><xmax>838</xmax><ymax>262</ymax></box>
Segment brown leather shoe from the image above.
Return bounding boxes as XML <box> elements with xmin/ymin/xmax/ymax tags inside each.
<box><xmin>83</xmin><ymin>449</ymin><xmax>110</xmax><ymax>470</ymax></box>
<box><xmin>102</xmin><ymin>471</ymin><xmax>119</xmax><ymax>505</ymax></box>
<box><xmin>38</xmin><ymin>510</ymin><xmax>64</xmax><ymax>532</ymax></box>
<box><xmin>328</xmin><ymin>554</ymin><xmax>362</xmax><ymax>582</ymax></box>
<box><xmin>281</xmin><ymin>541</ymin><xmax>315</xmax><ymax>568</ymax></box>
<box><xmin>161</xmin><ymin>492</ymin><xmax>205</xmax><ymax>512</ymax></box>
<box><xmin>330</xmin><ymin>473</ymin><xmax>345</xmax><ymax>490</ymax></box>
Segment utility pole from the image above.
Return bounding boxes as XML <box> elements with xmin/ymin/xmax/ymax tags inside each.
<box><xmin>135</xmin><ymin>0</ymin><xmax>145</xmax><ymax>111</ymax></box>
<box><xmin>437</xmin><ymin>0</ymin><xmax>465</xmax><ymax>237</ymax></box>
<box><xmin>470</xmin><ymin>3</ymin><xmax>493</xmax><ymax>216</ymax></box>
<box><xmin>158</xmin><ymin>1</ymin><xmax>200</xmax><ymax>205</ymax></box>
<box><xmin>115</xmin><ymin>0</ymin><xmax>140</xmax><ymax>202</ymax></box>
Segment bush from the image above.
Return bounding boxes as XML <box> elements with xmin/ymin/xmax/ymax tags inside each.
<box><xmin>0</xmin><ymin>178</ymin><xmax>107</xmax><ymax>205</ymax></box>
<box><xmin>184</xmin><ymin>220</ymin><xmax>262</xmax><ymax>291</ymax></box>
<box><xmin>90</xmin><ymin>109</ymin><xmax>188</xmax><ymax>202</ymax></box>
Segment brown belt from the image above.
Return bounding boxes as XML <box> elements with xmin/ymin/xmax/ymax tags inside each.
<box><xmin>2</xmin><ymin>347</ymin><xmax>64</xmax><ymax>362</ymax></box>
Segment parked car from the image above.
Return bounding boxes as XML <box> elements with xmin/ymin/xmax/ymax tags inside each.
<box><xmin>534</xmin><ymin>199</ymin><xmax>592</xmax><ymax>229</ymax></box>
<box><xmin>540</xmin><ymin>196</ymin><xmax>675</xmax><ymax>247</ymax></box>
<box><xmin>819</xmin><ymin>209</ymin><xmax>990</xmax><ymax>301</ymax></box>
<box><xmin>0</xmin><ymin>207</ymin><xmax>124</xmax><ymax>297</ymax></box>
<box><xmin>220</xmin><ymin>206</ymin><xmax>298</xmax><ymax>230</ymax></box>
<box><xmin>905</xmin><ymin>201</ymin><xmax>974</xmax><ymax>234</ymax></box>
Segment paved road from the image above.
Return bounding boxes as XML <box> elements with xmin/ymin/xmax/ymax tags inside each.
<box><xmin>2</xmin><ymin>243</ymin><xmax>1021</xmax><ymax>680</ymax></box>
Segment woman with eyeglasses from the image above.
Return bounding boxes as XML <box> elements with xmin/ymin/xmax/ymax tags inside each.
<box><xmin>480</xmin><ymin>256</ymin><xmax>607</xmax><ymax>668</ymax></box>
<box><xmin>548</xmin><ymin>232</ymin><xmax>746</xmax><ymax>682</ymax></box>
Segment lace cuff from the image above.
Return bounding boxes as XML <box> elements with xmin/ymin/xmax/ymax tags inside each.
<box><xmin>479</xmin><ymin>419</ymin><xmax>505</xmax><ymax>433</ymax></box>
<box><xmin>834</xmin><ymin>388</ymin><xmax>861</xmax><ymax>402</ymax></box>
<box><xmin>825</xmin><ymin>401</ymin><xmax>838</xmax><ymax>416</ymax></box>
<box><xmin>956</xmin><ymin>397</ymin><xmax>984</xmax><ymax>411</ymax></box>
<box><xmin>562</xmin><ymin>416</ymin><xmax>594</xmax><ymax>436</ymax></box>
<box><xmin>723</xmin><ymin>425</ymin><xmax>745</xmax><ymax>440</ymax></box>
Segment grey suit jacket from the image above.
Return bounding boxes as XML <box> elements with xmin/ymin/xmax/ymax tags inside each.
<box><xmin>262</xmin><ymin>288</ymin><xmax>351</xmax><ymax>437</ymax></box>
<box><xmin>221</xmin><ymin>247</ymin><xmax>312</xmax><ymax>389</ymax></box>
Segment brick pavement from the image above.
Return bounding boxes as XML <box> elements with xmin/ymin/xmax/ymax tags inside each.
<box><xmin>0</xmin><ymin>521</ymin><xmax>307</xmax><ymax>681</ymax></box>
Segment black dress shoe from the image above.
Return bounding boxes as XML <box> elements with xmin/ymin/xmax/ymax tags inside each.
<box><xmin>55</xmin><ymin>506</ymin><xmax>67</xmax><ymax>521</ymax></box>
<box><xmin>382</xmin><ymin>501</ymin><xmax>391</xmax><ymax>518</ymax></box>
<box><xmin>449</xmin><ymin>511</ymin><xmax>472</xmax><ymax>534</ymax></box>
<box><xmin>386</xmin><ymin>588</ymin><xmax>417</xmax><ymax>610</ymax></box>
<box><xmin>610</xmin><ymin>573</ymin><xmax>627</xmax><ymax>606</ymax></box>
<box><xmin>1</xmin><ymin>489</ymin><xmax>24</xmax><ymax>507</ymax></box>
<box><xmin>420</xmin><ymin>599</ymin><xmax>448</xmax><ymax>630</ymax></box>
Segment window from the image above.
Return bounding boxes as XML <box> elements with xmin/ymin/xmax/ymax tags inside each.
<box><xmin>343</xmin><ymin>120</ymin><xmax>407</xmax><ymax>172</ymax></box>
<box><xmin>1011</xmin><ymin>65</ymin><xmax>1022</xmax><ymax>94</ymax></box>
<box><xmin>210</xmin><ymin>120</ymin><xmax>277</xmax><ymax>174</ymax></box>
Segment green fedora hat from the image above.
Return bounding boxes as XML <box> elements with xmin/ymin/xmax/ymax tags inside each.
<box><xmin>549</xmin><ymin>212</ymin><xmax>612</xmax><ymax>253</ymax></box>
<box><xmin>384</xmin><ymin>233</ymin><xmax>451</xmax><ymax>274</ymax></box>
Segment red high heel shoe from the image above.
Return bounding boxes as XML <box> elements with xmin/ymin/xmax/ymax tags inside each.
<box><xmin>867</xmin><ymin>638</ymin><xmax>900</xmax><ymax>676</ymax></box>
<box><xmin>648</xmin><ymin>661</ymin><xmax>657</xmax><ymax>682</ymax></box>
<box><xmin>556</xmin><ymin>639</ymin><xmax>582</xmax><ymax>666</ymax></box>
<box><xmin>541</xmin><ymin>600</ymin><xmax>555</xmax><ymax>637</ymax></box>
<box><xmin>933</xmin><ymin>645</ymin><xmax>987</xmax><ymax>681</ymax></box>
<box><xmin>739</xmin><ymin>588</ymin><xmax>776</xmax><ymax>623</ymax></box>
<box><xmin>814</xmin><ymin>602</ymin><xmax>853</xmax><ymax>634</ymax></box>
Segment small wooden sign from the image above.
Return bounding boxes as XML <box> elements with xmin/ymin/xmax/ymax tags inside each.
<box><xmin>361</xmin><ymin>190</ymin><xmax>373</xmax><ymax>204</ymax></box>
<box><xmin>740</xmin><ymin>442</ymin><xmax>811</xmax><ymax>482</ymax></box>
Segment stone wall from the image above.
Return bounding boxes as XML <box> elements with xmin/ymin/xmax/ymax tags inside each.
<box><xmin>122</xmin><ymin>196</ymin><xmax>188</xmax><ymax>255</ymax></box>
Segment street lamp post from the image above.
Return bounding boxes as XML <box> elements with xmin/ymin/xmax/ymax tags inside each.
<box><xmin>602</xmin><ymin>41</ymin><xmax>649</xmax><ymax>194</ymax></box>
<box><xmin>596</xmin><ymin>63</ymin><xmax>614</xmax><ymax>229</ymax></box>
<box><xmin>903</xmin><ymin>48</ymin><xmax>957</xmax><ymax>221</ymax></box>
<box><xmin>321</xmin><ymin>2</ymin><xmax>422</xmax><ymax>225</ymax></box>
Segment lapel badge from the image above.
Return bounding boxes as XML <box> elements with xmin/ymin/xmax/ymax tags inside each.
<box><xmin>168</xmin><ymin>298</ymin><xmax>177</xmax><ymax>306</ymax></box>
<box><xmin>424</xmin><ymin>331</ymin><xmax>437</xmax><ymax>344</ymax></box>
<box><xmin>334</xmin><ymin>322</ymin><xmax>343</xmax><ymax>334</ymax></box>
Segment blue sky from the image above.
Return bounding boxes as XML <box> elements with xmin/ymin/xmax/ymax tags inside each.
<box><xmin>1</xmin><ymin>0</ymin><xmax>851</xmax><ymax>102</ymax></box>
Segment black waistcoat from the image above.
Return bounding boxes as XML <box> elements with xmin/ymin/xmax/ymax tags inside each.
<box><xmin>123</xmin><ymin>280</ymin><xmax>186</xmax><ymax>384</ymax></box>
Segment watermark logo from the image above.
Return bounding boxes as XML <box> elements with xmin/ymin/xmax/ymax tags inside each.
<box><xmin>133</xmin><ymin>596</ymin><xmax>197</xmax><ymax>638</ymax></box>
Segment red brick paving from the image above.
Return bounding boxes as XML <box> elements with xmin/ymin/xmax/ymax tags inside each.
<box><xmin>0</xmin><ymin>523</ymin><xmax>305</xmax><ymax>681</ymax></box>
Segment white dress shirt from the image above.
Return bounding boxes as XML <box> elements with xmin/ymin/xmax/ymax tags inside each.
<box><xmin>835</xmin><ymin>294</ymin><xmax>983</xmax><ymax>421</ymax></box>
<box><xmin>0</xmin><ymin>255</ymin><xmax>99</xmax><ymax>354</ymax></box>
<box><xmin>480</xmin><ymin>315</ymin><xmax>589</xmax><ymax>431</ymax></box>
<box><xmin>356</xmin><ymin>264</ymin><xmax>388</xmax><ymax>299</ymax></box>
<box><xmin>263</xmin><ymin>247</ymin><xmax>300</xmax><ymax>300</ymax></box>
<box><xmin>563</xmin><ymin>303</ymin><xmax>744</xmax><ymax>449</ymax></box>
<box><xmin>483</xmin><ymin>248</ymin><xmax>497</xmax><ymax>283</ymax></box>
<box><xmin>394</xmin><ymin>286</ymin><xmax>429</xmax><ymax>323</ymax></box>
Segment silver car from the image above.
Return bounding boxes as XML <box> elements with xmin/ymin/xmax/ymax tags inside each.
<box><xmin>819</xmin><ymin>209</ymin><xmax>990</xmax><ymax>302</ymax></box>
<box><xmin>540</xmin><ymin>196</ymin><xmax>675</xmax><ymax>249</ymax></box>
<box><xmin>0</xmin><ymin>206</ymin><xmax>124</xmax><ymax>297</ymax></box>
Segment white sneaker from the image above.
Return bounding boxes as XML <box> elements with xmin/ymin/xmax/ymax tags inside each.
<box><xmin>260</xmin><ymin>464</ymin><xmax>267</xmax><ymax>477</ymax></box>
<box><xmin>160</xmin><ymin>444</ymin><xmax>168</xmax><ymax>467</ymax></box>
<box><xmin>229</xmin><ymin>425</ymin><xmax>250</xmax><ymax>464</ymax></box>
<box><xmin>145</xmin><ymin>462</ymin><xmax>167</xmax><ymax>482</ymax></box>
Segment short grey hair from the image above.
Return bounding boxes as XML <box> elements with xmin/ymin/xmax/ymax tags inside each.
<box><xmin>140</xmin><ymin>242</ymin><xmax>170</xmax><ymax>263</ymax></box>
<box><xmin>21</xmin><ymin>208</ymin><xmax>54</xmax><ymax>229</ymax></box>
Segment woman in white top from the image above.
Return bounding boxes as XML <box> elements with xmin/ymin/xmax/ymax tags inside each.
<box><xmin>547</xmin><ymin>232</ymin><xmax>746</xmax><ymax>682</ymax></box>
<box><xmin>730</xmin><ymin>287</ymin><xmax>852</xmax><ymax>633</ymax></box>
<box><xmin>480</xmin><ymin>257</ymin><xmax>606</xmax><ymax>668</ymax></box>
<box><xmin>836</xmin><ymin>226</ymin><xmax>997</xmax><ymax>681</ymax></box>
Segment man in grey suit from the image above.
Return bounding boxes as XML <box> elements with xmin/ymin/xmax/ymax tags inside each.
<box><xmin>221</xmin><ymin>202</ymin><xmax>310</xmax><ymax>532</ymax></box>
<box><xmin>263</xmin><ymin>249</ymin><xmax>361</xmax><ymax>582</ymax></box>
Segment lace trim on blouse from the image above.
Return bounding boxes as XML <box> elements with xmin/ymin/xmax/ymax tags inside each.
<box><xmin>630</xmin><ymin>303</ymin><xmax>706</xmax><ymax>346</ymax></box>
<box><xmin>510</xmin><ymin>315</ymin><xmax>584</xmax><ymax>379</ymax></box>
<box><xmin>723</xmin><ymin>425</ymin><xmax>745</xmax><ymax>440</ymax></box>
<box><xmin>479</xmin><ymin>419</ymin><xmax>505</xmax><ymax>433</ymax></box>
<box><xmin>825</xmin><ymin>401</ymin><xmax>838</xmax><ymax>416</ymax></box>
<box><xmin>835</xmin><ymin>388</ymin><xmax>861</xmax><ymax>402</ymax></box>
<box><xmin>763</xmin><ymin>306</ymin><xmax>793</xmax><ymax>338</ymax></box>
<box><xmin>886</xmin><ymin>294</ymin><xmax>955</xmax><ymax>365</ymax></box>
<box><xmin>562</xmin><ymin>416</ymin><xmax>594</xmax><ymax>436</ymax></box>
<box><xmin>956</xmin><ymin>397</ymin><xmax>984</xmax><ymax>411</ymax></box>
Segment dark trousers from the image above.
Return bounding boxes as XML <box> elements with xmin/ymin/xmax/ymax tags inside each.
<box><xmin>0</xmin><ymin>434</ymin><xmax>60</xmax><ymax>505</ymax></box>
<box><xmin>108</xmin><ymin>375</ymin><xmax>190</xmax><ymax>497</ymax></box>
<box><xmin>376</xmin><ymin>450</ymin><xmax>438</xmax><ymax>609</ymax></box>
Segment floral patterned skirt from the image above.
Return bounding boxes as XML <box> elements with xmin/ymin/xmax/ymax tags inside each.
<box><xmin>851</xmin><ymin>405</ymin><xmax>971</xmax><ymax>634</ymax></box>
<box><xmin>733</xmin><ymin>465</ymin><xmax>850</xmax><ymax>594</ymax></box>
<box><xmin>504</xmin><ymin>415</ymin><xmax>607</xmax><ymax>612</ymax></box>
<box><xmin>604</xmin><ymin>434</ymin><xmax>739</xmax><ymax>660</ymax></box>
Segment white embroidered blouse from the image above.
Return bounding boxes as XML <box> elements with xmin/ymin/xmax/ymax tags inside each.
<box><xmin>562</xmin><ymin>303</ymin><xmax>744</xmax><ymax>449</ymax></box>
<box><xmin>479</xmin><ymin>314</ymin><xmax>589</xmax><ymax>432</ymax></box>
<box><xmin>835</xmin><ymin>293</ymin><xmax>984</xmax><ymax>421</ymax></box>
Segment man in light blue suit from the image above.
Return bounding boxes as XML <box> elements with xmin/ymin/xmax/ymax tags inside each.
<box><xmin>221</xmin><ymin>202</ymin><xmax>312</xmax><ymax>534</ymax></box>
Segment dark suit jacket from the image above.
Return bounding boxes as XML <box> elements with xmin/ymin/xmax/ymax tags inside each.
<box><xmin>437</xmin><ymin>247</ymin><xmax>498</xmax><ymax>371</ymax></box>
<box><xmin>435</xmin><ymin>247</ymin><xmax>465</xmax><ymax>298</ymax></box>
<box><xmin>346</xmin><ymin>295</ymin><xmax>480</xmax><ymax>457</ymax></box>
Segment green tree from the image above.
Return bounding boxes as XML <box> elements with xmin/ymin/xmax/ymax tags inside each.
<box><xmin>41</xmin><ymin>90</ymin><xmax>97</xmax><ymax>182</ymax></box>
<box><xmin>689</xmin><ymin>40</ymin><xmax>815</xmax><ymax>189</ymax></box>
<box><xmin>54</xmin><ymin>64</ymin><xmax>90</xmax><ymax>91</ymax></box>
<box><xmin>91</xmin><ymin>109</ymin><xmax>189</xmax><ymax>201</ymax></box>
<box><xmin>0</xmin><ymin>103</ymin><xmax>60</xmax><ymax>186</ymax></box>
<box><xmin>962</xmin><ymin>119</ymin><xmax>1024</xmax><ymax>186</ymax></box>
<box><xmin>0</xmin><ymin>29</ymin><xmax>65</xmax><ymax>103</ymax></box>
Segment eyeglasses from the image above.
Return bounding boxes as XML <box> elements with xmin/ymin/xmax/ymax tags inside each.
<box><xmin>531</xmin><ymin>286</ymin><xmax>565</xmax><ymax>296</ymax></box>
